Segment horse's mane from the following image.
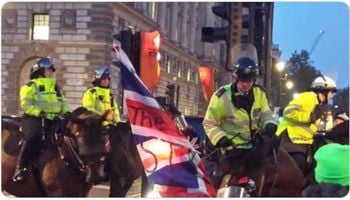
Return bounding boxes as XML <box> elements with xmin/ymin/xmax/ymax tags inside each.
<box><xmin>67</xmin><ymin>107</ymin><xmax>104</xmax><ymax>137</ymax></box>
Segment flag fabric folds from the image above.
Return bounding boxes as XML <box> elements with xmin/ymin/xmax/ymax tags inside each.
<box><xmin>114</xmin><ymin>46</ymin><xmax>216</xmax><ymax>197</ymax></box>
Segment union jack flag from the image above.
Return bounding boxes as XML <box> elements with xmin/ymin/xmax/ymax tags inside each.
<box><xmin>114</xmin><ymin>45</ymin><xmax>216</xmax><ymax>197</ymax></box>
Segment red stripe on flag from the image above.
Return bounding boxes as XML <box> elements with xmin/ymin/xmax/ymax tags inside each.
<box><xmin>126</xmin><ymin>99</ymin><xmax>186</xmax><ymax>137</ymax></box>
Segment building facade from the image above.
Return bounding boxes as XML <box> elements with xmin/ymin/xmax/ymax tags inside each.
<box><xmin>1</xmin><ymin>2</ymin><xmax>274</xmax><ymax>118</ymax></box>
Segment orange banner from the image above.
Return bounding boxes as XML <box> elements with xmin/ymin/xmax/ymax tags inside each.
<box><xmin>140</xmin><ymin>31</ymin><xmax>161</xmax><ymax>92</ymax></box>
<box><xmin>198</xmin><ymin>66</ymin><xmax>215</xmax><ymax>102</ymax></box>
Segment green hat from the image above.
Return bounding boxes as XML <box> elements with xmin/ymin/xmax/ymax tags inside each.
<box><xmin>314</xmin><ymin>143</ymin><xmax>349</xmax><ymax>186</ymax></box>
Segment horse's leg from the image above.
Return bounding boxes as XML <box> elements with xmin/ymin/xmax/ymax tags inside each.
<box><xmin>40</xmin><ymin>151</ymin><xmax>91</xmax><ymax>197</ymax></box>
<box><xmin>140</xmin><ymin>170</ymin><xmax>152</xmax><ymax>197</ymax></box>
<box><xmin>2</xmin><ymin>128</ymin><xmax>46</xmax><ymax>196</ymax></box>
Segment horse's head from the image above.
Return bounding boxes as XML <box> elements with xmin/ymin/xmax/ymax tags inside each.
<box><xmin>327</xmin><ymin>121</ymin><xmax>349</xmax><ymax>145</ymax></box>
<box><xmin>65</xmin><ymin>107</ymin><xmax>110</xmax><ymax>183</ymax></box>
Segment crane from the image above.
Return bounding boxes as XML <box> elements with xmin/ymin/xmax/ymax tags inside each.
<box><xmin>309</xmin><ymin>30</ymin><xmax>325</xmax><ymax>56</ymax></box>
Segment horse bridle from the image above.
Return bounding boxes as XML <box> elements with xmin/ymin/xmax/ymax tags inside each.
<box><xmin>57</xmin><ymin>136</ymin><xmax>92</xmax><ymax>182</ymax></box>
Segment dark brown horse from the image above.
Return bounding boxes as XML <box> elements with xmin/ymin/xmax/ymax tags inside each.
<box><xmin>107</xmin><ymin>122</ymin><xmax>144</xmax><ymax>197</ymax></box>
<box><xmin>214</xmin><ymin>133</ymin><xmax>306</xmax><ymax>197</ymax></box>
<box><xmin>304</xmin><ymin>120</ymin><xmax>349</xmax><ymax>186</ymax></box>
<box><xmin>2</xmin><ymin>107</ymin><xmax>109</xmax><ymax>197</ymax></box>
<box><xmin>218</xmin><ymin>121</ymin><xmax>349</xmax><ymax>197</ymax></box>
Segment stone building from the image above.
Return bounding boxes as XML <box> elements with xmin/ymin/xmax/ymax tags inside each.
<box><xmin>1</xmin><ymin>2</ymin><xmax>273</xmax><ymax>118</ymax></box>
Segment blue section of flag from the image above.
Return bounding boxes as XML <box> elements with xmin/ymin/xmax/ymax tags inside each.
<box><xmin>116</xmin><ymin>61</ymin><xmax>153</xmax><ymax>98</ymax></box>
<box><xmin>133</xmin><ymin>134</ymin><xmax>155</xmax><ymax>145</ymax></box>
<box><xmin>148</xmin><ymin>161</ymin><xmax>199</xmax><ymax>188</ymax></box>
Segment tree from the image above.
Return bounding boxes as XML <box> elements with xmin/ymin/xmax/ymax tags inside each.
<box><xmin>333</xmin><ymin>86</ymin><xmax>349</xmax><ymax>115</ymax></box>
<box><xmin>287</xmin><ymin>49</ymin><xmax>320</xmax><ymax>92</ymax></box>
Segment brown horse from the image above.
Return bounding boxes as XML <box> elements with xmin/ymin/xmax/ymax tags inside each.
<box><xmin>2</xmin><ymin>107</ymin><xmax>109</xmax><ymax>197</ymax></box>
<box><xmin>107</xmin><ymin>121</ymin><xmax>144</xmax><ymax>197</ymax></box>
<box><xmin>209</xmin><ymin>133</ymin><xmax>306</xmax><ymax>197</ymax></box>
<box><xmin>218</xmin><ymin>121</ymin><xmax>349</xmax><ymax>197</ymax></box>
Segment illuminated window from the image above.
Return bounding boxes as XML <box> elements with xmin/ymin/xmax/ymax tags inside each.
<box><xmin>32</xmin><ymin>14</ymin><xmax>49</xmax><ymax>40</ymax></box>
<box><xmin>187</xmin><ymin>68</ymin><xmax>191</xmax><ymax>81</ymax></box>
<box><xmin>166</xmin><ymin>59</ymin><xmax>171</xmax><ymax>73</ymax></box>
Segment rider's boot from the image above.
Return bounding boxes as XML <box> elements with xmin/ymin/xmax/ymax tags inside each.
<box><xmin>12</xmin><ymin>140</ymin><xmax>29</xmax><ymax>183</ymax></box>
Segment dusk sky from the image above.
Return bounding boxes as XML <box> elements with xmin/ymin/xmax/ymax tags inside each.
<box><xmin>273</xmin><ymin>1</ymin><xmax>349</xmax><ymax>89</ymax></box>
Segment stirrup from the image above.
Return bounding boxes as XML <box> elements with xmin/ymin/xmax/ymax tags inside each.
<box><xmin>12</xmin><ymin>168</ymin><xmax>27</xmax><ymax>182</ymax></box>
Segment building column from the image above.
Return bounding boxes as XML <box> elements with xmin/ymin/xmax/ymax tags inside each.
<box><xmin>169</xmin><ymin>2</ymin><xmax>178</xmax><ymax>42</ymax></box>
<box><xmin>157</xmin><ymin>2</ymin><xmax>167</xmax><ymax>35</ymax></box>
<box><xmin>189</xmin><ymin>3</ymin><xmax>197</xmax><ymax>53</ymax></box>
<box><xmin>180</xmin><ymin>3</ymin><xmax>188</xmax><ymax>48</ymax></box>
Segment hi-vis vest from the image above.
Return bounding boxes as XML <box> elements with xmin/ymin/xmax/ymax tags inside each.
<box><xmin>82</xmin><ymin>87</ymin><xmax>121</xmax><ymax>123</ymax></box>
<box><xmin>203</xmin><ymin>84</ymin><xmax>276</xmax><ymax>149</ymax></box>
<box><xmin>20</xmin><ymin>77</ymin><xmax>69</xmax><ymax>120</ymax></box>
<box><xmin>276</xmin><ymin>91</ymin><xmax>321</xmax><ymax>144</ymax></box>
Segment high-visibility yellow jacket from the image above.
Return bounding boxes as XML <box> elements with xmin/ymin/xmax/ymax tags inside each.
<box><xmin>82</xmin><ymin>87</ymin><xmax>121</xmax><ymax>124</ymax></box>
<box><xmin>203</xmin><ymin>84</ymin><xmax>276</xmax><ymax>149</ymax></box>
<box><xmin>276</xmin><ymin>91</ymin><xmax>321</xmax><ymax>144</ymax></box>
<box><xmin>20</xmin><ymin>77</ymin><xmax>70</xmax><ymax>120</ymax></box>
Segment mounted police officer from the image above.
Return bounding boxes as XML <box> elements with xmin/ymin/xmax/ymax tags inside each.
<box><xmin>276</xmin><ymin>75</ymin><xmax>337</xmax><ymax>174</ymax></box>
<box><xmin>203</xmin><ymin>56</ymin><xmax>278</xmax><ymax>177</ymax></box>
<box><xmin>13</xmin><ymin>57</ymin><xmax>70</xmax><ymax>182</ymax></box>
<box><xmin>82</xmin><ymin>66</ymin><xmax>122</xmax><ymax>181</ymax></box>
<box><xmin>82</xmin><ymin>66</ymin><xmax>121</xmax><ymax>125</ymax></box>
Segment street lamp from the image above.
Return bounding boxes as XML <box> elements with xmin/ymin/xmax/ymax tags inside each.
<box><xmin>286</xmin><ymin>80</ymin><xmax>294</xmax><ymax>90</ymax></box>
<box><xmin>276</xmin><ymin>61</ymin><xmax>286</xmax><ymax>72</ymax></box>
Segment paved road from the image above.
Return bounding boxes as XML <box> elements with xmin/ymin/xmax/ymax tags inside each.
<box><xmin>88</xmin><ymin>177</ymin><xmax>141</xmax><ymax>197</ymax></box>
<box><xmin>2</xmin><ymin>177</ymin><xmax>142</xmax><ymax>197</ymax></box>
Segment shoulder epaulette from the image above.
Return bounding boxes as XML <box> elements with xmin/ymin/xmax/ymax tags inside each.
<box><xmin>89</xmin><ymin>88</ymin><xmax>96</xmax><ymax>94</ymax></box>
<box><xmin>26</xmin><ymin>81</ymin><xmax>34</xmax><ymax>86</ymax></box>
<box><xmin>215</xmin><ymin>87</ymin><xmax>227</xmax><ymax>98</ymax></box>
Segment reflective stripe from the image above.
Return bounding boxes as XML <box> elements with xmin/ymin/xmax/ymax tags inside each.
<box><xmin>32</xmin><ymin>82</ymin><xmax>42</xmax><ymax>101</ymax></box>
<box><xmin>207</xmin><ymin>127</ymin><xmax>223</xmax><ymax>139</ymax></box>
<box><xmin>222</xmin><ymin>93</ymin><xmax>233</xmax><ymax>118</ymax></box>
<box><xmin>224</xmin><ymin>119</ymin><xmax>249</xmax><ymax>127</ymax></box>
<box><xmin>284</xmin><ymin>104</ymin><xmax>302</xmax><ymax>115</ymax></box>
<box><xmin>203</xmin><ymin>119</ymin><xmax>217</xmax><ymax>126</ymax></box>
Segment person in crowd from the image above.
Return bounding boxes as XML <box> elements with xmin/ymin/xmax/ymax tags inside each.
<box><xmin>302</xmin><ymin>143</ymin><xmax>349</xmax><ymax>197</ymax></box>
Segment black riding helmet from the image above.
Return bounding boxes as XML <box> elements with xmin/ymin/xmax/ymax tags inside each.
<box><xmin>233</xmin><ymin>57</ymin><xmax>259</xmax><ymax>81</ymax></box>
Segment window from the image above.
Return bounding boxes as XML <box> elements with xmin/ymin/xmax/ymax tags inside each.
<box><xmin>32</xmin><ymin>14</ymin><xmax>49</xmax><ymax>40</ymax></box>
<box><xmin>166</xmin><ymin>55</ymin><xmax>171</xmax><ymax>73</ymax></box>
<box><xmin>186</xmin><ymin>68</ymin><xmax>191</xmax><ymax>81</ymax></box>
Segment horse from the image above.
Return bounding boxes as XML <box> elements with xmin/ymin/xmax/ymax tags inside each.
<box><xmin>204</xmin><ymin>133</ymin><xmax>306</xmax><ymax>197</ymax></box>
<box><xmin>303</xmin><ymin>120</ymin><xmax>349</xmax><ymax>186</ymax></box>
<box><xmin>2</xmin><ymin>107</ymin><xmax>109</xmax><ymax>197</ymax></box>
<box><xmin>106</xmin><ymin>121</ymin><xmax>144</xmax><ymax>197</ymax></box>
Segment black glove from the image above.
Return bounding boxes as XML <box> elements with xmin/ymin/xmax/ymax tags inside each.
<box><xmin>263</xmin><ymin>123</ymin><xmax>277</xmax><ymax>137</ymax></box>
<box><xmin>310</xmin><ymin>104</ymin><xmax>329</xmax><ymax>123</ymax></box>
<box><xmin>216</xmin><ymin>137</ymin><xmax>233</xmax><ymax>148</ymax></box>
<box><xmin>184</xmin><ymin>127</ymin><xmax>197</xmax><ymax>138</ymax></box>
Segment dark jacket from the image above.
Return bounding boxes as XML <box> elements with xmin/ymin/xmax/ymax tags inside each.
<box><xmin>302</xmin><ymin>183</ymin><xmax>349</xmax><ymax>197</ymax></box>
